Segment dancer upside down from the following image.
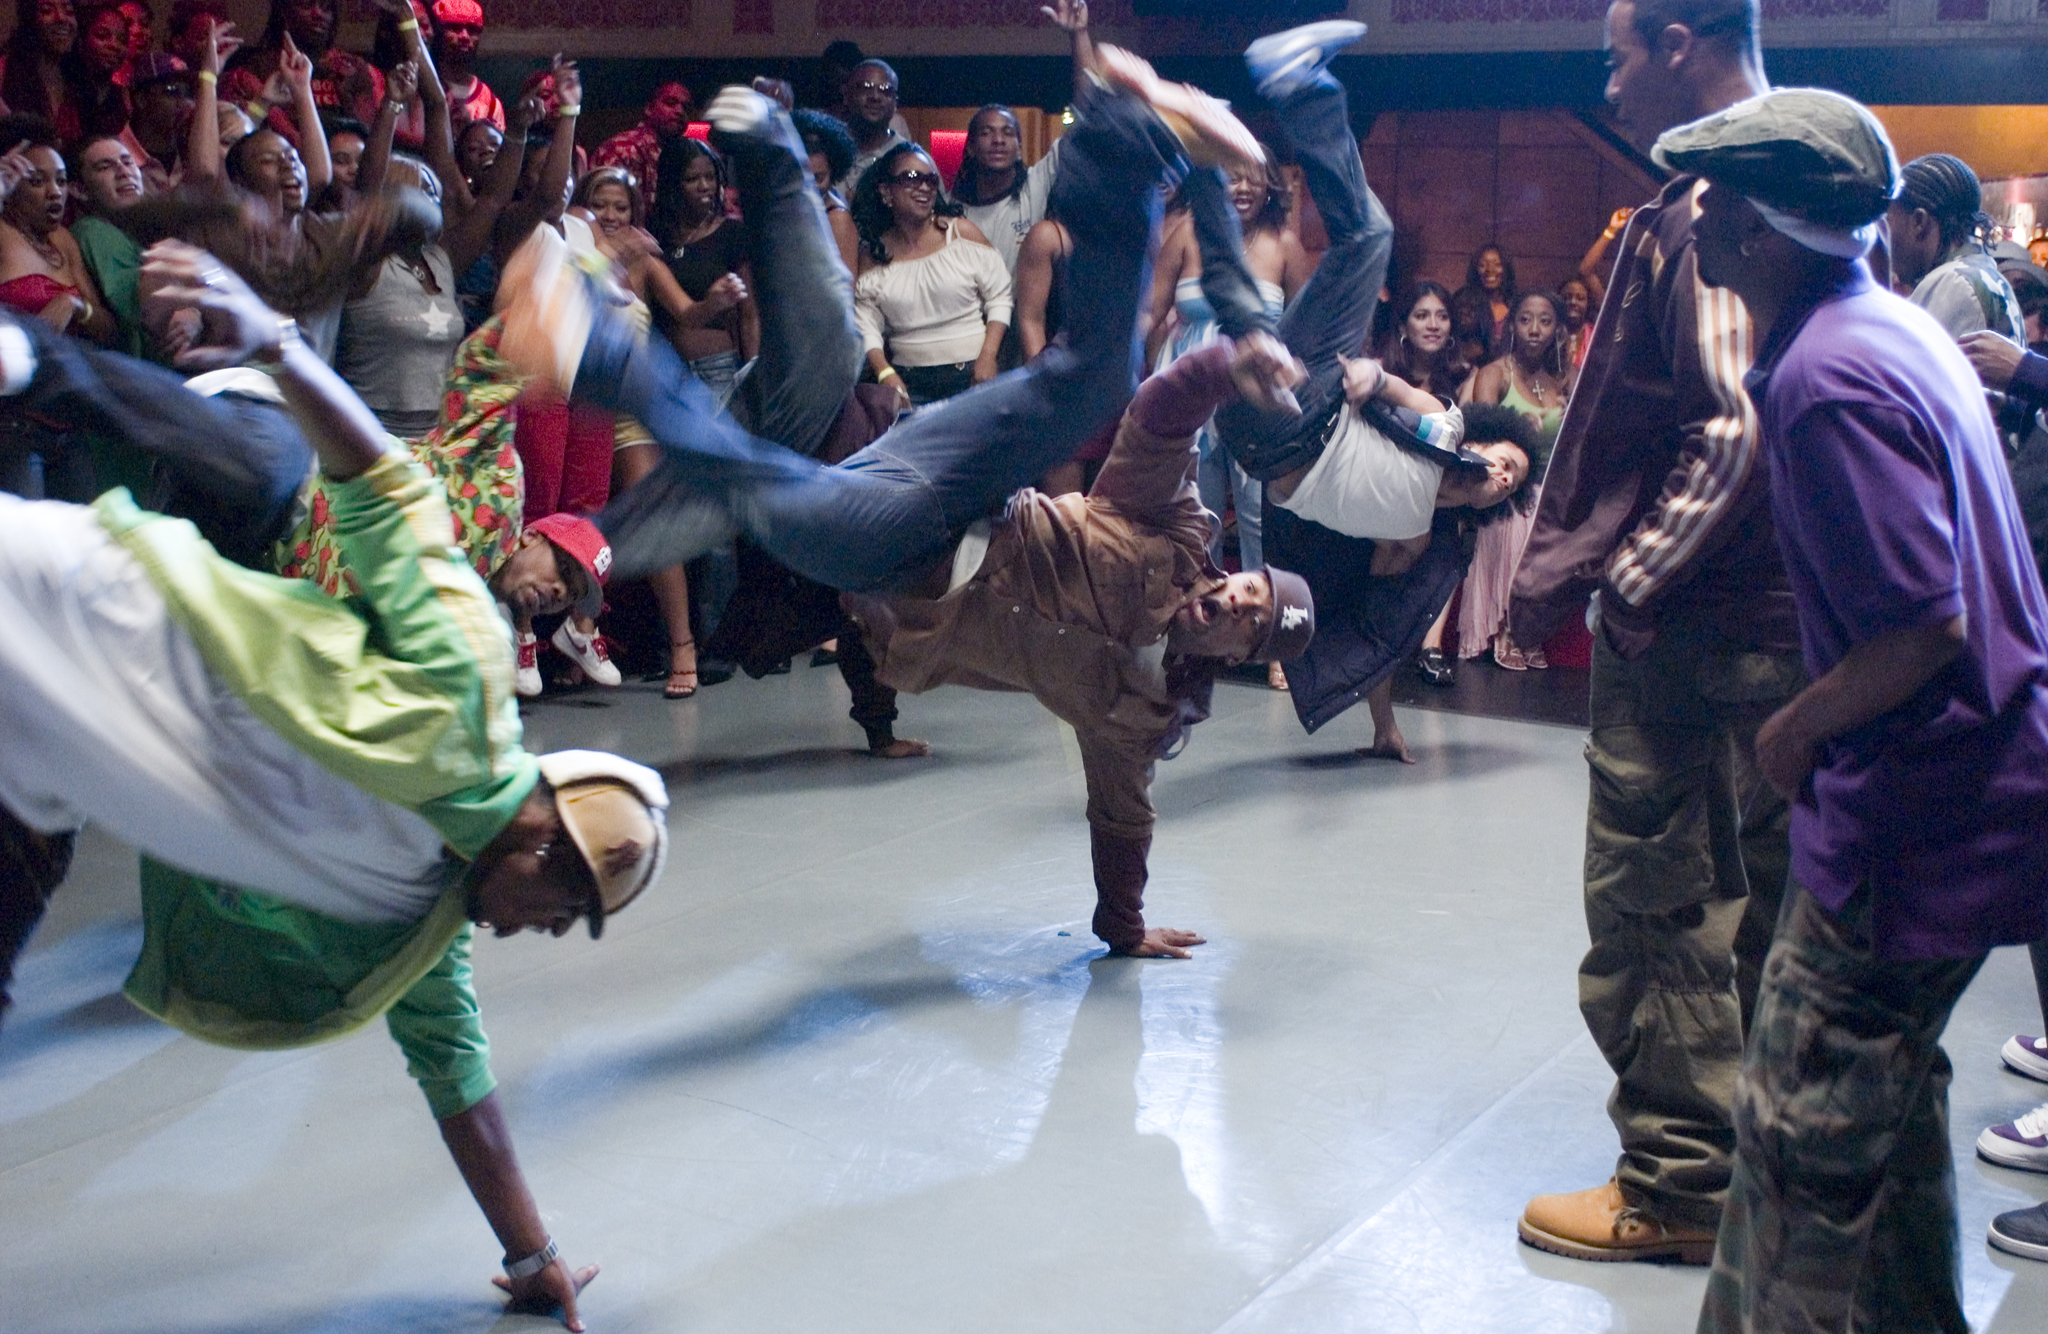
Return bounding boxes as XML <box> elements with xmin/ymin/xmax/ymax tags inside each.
<box><xmin>0</xmin><ymin>250</ymin><xmax>661</xmax><ymax>1330</ymax></box>
<box><xmin>505</xmin><ymin>59</ymin><xmax>1318</xmax><ymax>958</ymax></box>
<box><xmin>1163</xmin><ymin>20</ymin><xmax>1545</xmax><ymax>757</ymax></box>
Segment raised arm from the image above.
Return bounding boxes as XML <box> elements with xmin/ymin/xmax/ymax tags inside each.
<box><xmin>1578</xmin><ymin>206</ymin><xmax>1631</xmax><ymax>305</ymax></box>
<box><xmin>1044</xmin><ymin>0</ymin><xmax>1098</xmax><ymax>96</ymax></box>
<box><xmin>358</xmin><ymin>59</ymin><xmax>418</xmax><ymax>198</ymax></box>
<box><xmin>186</xmin><ymin>19</ymin><xmax>242</xmax><ymax>185</ymax></box>
<box><xmin>277</xmin><ymin>34</ymin><xmax>332</xmax><ymax>193</ymax></box>
<box><xmin>444</xmin><ymin>95</ymin><xmax>537</xmax><ymax>275</ymax></box>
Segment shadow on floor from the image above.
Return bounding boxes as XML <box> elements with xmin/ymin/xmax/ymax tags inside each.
<box><xmin>1389</xmin><ymin>657</ymin><xmax>1591</xmax><ymax>729</ymax></box>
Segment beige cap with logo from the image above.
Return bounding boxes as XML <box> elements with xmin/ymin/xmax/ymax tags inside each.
<box><xmin>536</xmin><ymin>750</ymin><xmax>669</xmax><ymax>938</ymax></box>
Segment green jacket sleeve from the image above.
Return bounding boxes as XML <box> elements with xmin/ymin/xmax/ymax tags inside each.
<box><xmin>384</xmin><ymin>925</ymin><xmax>497</xmax><ymax>1120</ymax></box>
<box><xmin>97</xmin><ymin>453</ymin><xmax>539</xmax><ymax>858</ymax></box>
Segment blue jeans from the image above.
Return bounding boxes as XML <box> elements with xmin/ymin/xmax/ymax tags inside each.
<box><xmin>1207</xmin><ymin>67</ymin><xmax>1394</xmax><ymax>483</ymax></box>
<box><xmin>593</xmin><ymin>85</ymin><xmax>1179</xmax><ymax>592</ymax></box>
<box><xmin>1195</xmin><ymin>424</ymin><xmax>1261</xmax><ymax>570</ymax></box>
<box><xmin>717</xmin><ymin>106</ymin><xmax>865</xmax><ymax>460</ymax></box>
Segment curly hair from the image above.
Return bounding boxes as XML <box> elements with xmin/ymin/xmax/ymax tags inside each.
<box><xmin>851</xmin><ymin>141</ymin><xmax>963</xmax><ymax>267</ymax></box>
<box><xmin>791</xmin><ymin>107</ymin><xmax>856</xmax><ymax>187</ymax></box>
<box><xmin>1461</xmin><ymin>402</ymin><xmax>1544</xmax><ymax>525</ymax></box>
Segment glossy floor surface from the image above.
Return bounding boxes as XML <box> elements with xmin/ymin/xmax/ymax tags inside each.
<box><xmin>6</xmin><ymin>664</ymin><xmax>2048</xmax><ymax>1333</ymax></box>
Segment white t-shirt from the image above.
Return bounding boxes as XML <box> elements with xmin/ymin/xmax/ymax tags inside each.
<box><xmin>959</xmin><ymin>139</ymin><xmax>1061</xmax><ymax>276</ymax></box>
<box><xmin>1273</xmin><ymin>403</ymin><xmax>1451</xmax><ymax>542</ymax></box>
<box><xmin>0</xmin><ymin>495</ymin><xmax>455</xmax><ymax>923</ymax></box>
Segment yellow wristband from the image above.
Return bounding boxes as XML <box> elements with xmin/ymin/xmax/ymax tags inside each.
<box><xmin>555</xmin><ymin>104</ymin><xmax>580</xmax><ymax>118</ymax></box>
<box><xmin>197</xmin><ymin>70</ymin><xmax>217</xmax><ymax>86</ymax></box>
<box><xmin>876</xmin><ymin>366</ymin><xmax>899</xmax><ymax>382</ymax></box>
<box><xmin>397</xmin><ymin>17</ymin><xmax>418</xmax><ymax>30</ymax></box>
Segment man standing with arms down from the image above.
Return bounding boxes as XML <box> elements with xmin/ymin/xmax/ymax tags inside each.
<box><xmin>1661</xmin><ymin>87</ymin><xmax>2048</xmax><ymax>1331</ymax></box>
<box><xmin>1511</xmin><ymin>0</ymin><xmax>1808</xmax><ymax>1262</ymax></box>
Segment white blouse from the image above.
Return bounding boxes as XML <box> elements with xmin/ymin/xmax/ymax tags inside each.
<box><xmin>855</xmin><ymin>227</ymin><xmax>1014</xmax><ymax>367</ymax></box>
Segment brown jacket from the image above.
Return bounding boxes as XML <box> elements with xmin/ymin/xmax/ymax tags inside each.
<box><xmin>1511</xmin><ymin>175</ymin><xmax>1797</xmax><ymax>657</ymax></box>
<box><xmin>845</xmin><ymin>362</ymin><xmax>1231</xmax><ymax>950</ymax></box>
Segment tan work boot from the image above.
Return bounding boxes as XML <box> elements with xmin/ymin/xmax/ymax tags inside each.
<box><xmin>1518</xmin><ymin>1179</ymin><xmax>1717</xmax><ymax>1264</ymax></box>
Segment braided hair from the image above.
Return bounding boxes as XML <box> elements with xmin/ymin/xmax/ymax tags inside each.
<box><xmin>1898</xmin><ymin>153</ymin><xmax>1992</xmax><ymax>255</ymax></box>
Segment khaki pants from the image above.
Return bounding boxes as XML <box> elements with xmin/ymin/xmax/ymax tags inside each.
<box><xmin>1697</xmin><ymin>887</ymin><xmax>1982</xmax><ymax>1334</ymax></box>
<box><xmin>1580</xmin><ymin>613</ymin><xmax>1806</xmax><ymax>1230</ymax></box>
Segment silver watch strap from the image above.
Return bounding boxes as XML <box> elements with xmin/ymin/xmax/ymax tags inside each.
<box><xmin>503</xmin><ymin>1236</ymin><xmax>560</xmax><ymax>1279</ymax></box>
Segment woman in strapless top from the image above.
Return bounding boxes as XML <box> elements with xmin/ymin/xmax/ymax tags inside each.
<box><xmin>1144</xmin><ymin>156</ymin><xmax>1310</xmax><ymax>689</ymax></box>
<box><xmin>0</xmin><ymin>141</ymin><xmax>117</xmax><ymax>344</ymax></box>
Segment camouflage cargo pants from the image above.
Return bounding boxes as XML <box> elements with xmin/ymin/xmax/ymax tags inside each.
<box><xmin>1697</xmin><ymin>886</ymin><xmax>1983</xmax><ymax>1334</ymax></box>
<box><xmin>1581</xmin><ymin>614</ymin><xmax>1807</xmax><ymax>1230</ymax></box>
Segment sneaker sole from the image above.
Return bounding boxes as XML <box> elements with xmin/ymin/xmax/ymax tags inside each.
<box><xmin>2003</xmin><ymin>1036</ymin><xmax>2048</xmax><ymax>1082</ymax></box>
<box><xmin>1989</xmin><ymin>1222</ymin><xmax>2048</xmax><ymax>1262</ymax></box>
<box><xmin>1517</xmin><ymin>1217</ymin><xmax>1716</xmax><ymax>1265</ymax></box>
<box><xmin>1976</xmin><ymin>1130</ymin><xmax>2048</xmax><ymax>1173</ymax></box>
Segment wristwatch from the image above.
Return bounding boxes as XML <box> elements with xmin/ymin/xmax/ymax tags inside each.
<box><xmin>251</xmin><ymin>314</ymin><xmax>304</xmax><ymax>366</ymax></box>
<box><xmin>503</xmin><ymin>1236</ymin><xmax>560</xmax><ymax>1280</ymax></box>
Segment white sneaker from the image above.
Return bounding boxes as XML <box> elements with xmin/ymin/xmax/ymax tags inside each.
<box><xmin>707</xmin><ymin>85</ymin><xmax>773</xmax><ymax>137</ymax></box>
<box><xmin>552</xmin><ymin>621</ymin><xmax>621</xmax><ymax>687</ymax></box>
<box><xmin>2004</xmin><ymin>1034</ymin><xmax>2048</xmax><ymax>1082</ymax></box>
<box><xmin>1979</xmin><ymin>1102</ymin><xmax>2048</xmax><ymax>1173</ymax></box>
<box><xmin>514</xmin><ymin>630</ymin><xmax>543</xmax><ymax>698</ymax></box>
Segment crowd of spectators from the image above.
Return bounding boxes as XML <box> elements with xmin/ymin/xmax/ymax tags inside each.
<box><xmin>1</xmin><ymin>0</ymin><xmax>2041</xmax><ymax>710</ymax></box>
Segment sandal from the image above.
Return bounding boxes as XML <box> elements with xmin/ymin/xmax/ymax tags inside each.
<box><xmin>665</xmin><ymin>638</ymin><xmax>699</xmax><ymax>699</ymax></box>
<box><xmin>1493</xmin><ymin>634</ymin><xmax>1528</xmax><ymax>672</ymax></box>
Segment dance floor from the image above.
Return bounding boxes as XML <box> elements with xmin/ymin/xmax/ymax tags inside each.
<box><xmin>6</xmin><ymin>661</ymin><xmax>2047</xmax><ymax>1333</ymax></box>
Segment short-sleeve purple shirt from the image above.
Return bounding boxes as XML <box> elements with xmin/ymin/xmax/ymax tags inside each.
<box><xmin>1749</xmin><ymin>262</ymin><xmax>2048</xmax><ymax>960</ymax></box>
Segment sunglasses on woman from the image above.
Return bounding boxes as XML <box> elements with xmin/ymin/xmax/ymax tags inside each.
<box><xmin>889</xmin><ymin>171</ymin><xmax>941</xmax><ymax>188</ymax></box>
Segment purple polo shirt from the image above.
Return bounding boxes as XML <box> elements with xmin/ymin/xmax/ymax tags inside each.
<box><xmin>1750</xmin><ymin>262</ymin><xmax>2048</xmax><ymax>960</ymax></box>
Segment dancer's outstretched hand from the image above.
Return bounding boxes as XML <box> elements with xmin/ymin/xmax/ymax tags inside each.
<box><xmin>1043</xmin><ymin>0</ymin><xmax>1087</xmax><ymax>31</ymax></box>
<box><xmin>1229</xmin><ymin>330</ymin><xmax>1305</xmax><ymax>417</ymax></box>
<box><xmin>1118</xmin><ymin>927</ymin><xmax>1206</xmax><ymax>959</ymax></box>
<box><xmin>140</xmin><ymin>240</ymin><xmax>285</xmax><ymax>370</ymax></box>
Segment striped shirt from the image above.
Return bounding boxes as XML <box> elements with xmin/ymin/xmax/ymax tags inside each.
<box><xmin>1511</xmin><ymin>176</ymin><xmax>1796</xmax><ymax>656</ymax></box>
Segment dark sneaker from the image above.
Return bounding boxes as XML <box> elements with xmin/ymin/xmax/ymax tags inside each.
<box><xmin>2005</xmin><ymin>1034</ymin><xmax>2048</xmax><ymax>1082</ymax></box>
<box><xmin>1978</xmin><ymin>1102</ymin><xmax>2048</xmax><ymax>1173</ymax></box>
<box><xmin>1245</xmin><ymin>20</ymin><xmax>1368</xmax><ymax>101</ymax></box>
<box><xmin>1989</xmin><ymin>1202</ymin><xmax>2048</xmax><ymax>1262</ymax></box>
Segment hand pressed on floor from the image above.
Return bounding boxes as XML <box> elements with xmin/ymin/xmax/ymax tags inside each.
<box><xmin>492</xmin><ymin>1257</ymin><xmax>599</xmax><ymax>1332</ymax></box>
<box><xmin>1117</xmin><ymin>927</ymin><xmax>1206</xmax><ymax>959</ymax></box>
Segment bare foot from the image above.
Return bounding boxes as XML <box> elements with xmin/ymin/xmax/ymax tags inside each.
<box><xmin>869</xmin><ymin>737</ymin><xmax>931</xmax><ymax>759</ymax></box>
<box><xmin>1359</xmin><ymin>729</ymin><xmax>1414</xmax><ymax>764</ymax></box>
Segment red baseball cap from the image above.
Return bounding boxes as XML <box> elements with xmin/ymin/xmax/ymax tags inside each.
<box><xmin>432</xmin><ymin>0</ymin><xmax>484</xmax><ymax>26</ymax></box>
<box><xmin>526</xmin><ymin>513</ymin><xmax>611</xmax><ymax>618</ymax></box>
